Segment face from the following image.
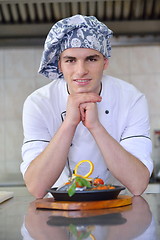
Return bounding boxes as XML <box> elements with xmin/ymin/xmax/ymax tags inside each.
<box><xmin>58</xmin><ymin>48</ymin><xmax>109</xmax><ymax>94</ymax></box>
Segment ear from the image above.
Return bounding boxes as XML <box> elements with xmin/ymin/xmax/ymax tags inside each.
<box><xmin>103</xmin><ymin>58</ymin><xmax>109</xmax><ymax>70</ymax></box>
<box><xmin>58</xmin><ymin>59</ymin><xmax>62</xmax><ymax>72</ymax></box>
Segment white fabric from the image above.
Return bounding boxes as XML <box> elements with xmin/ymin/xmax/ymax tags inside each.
<box><xmin>21</xmin><ymin>75</ymin><xmax>153</xmax><ymax>187</ymax></box>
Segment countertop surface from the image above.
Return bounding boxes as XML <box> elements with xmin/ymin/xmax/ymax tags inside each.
<box><xmin>0</xmin><ymin>186</ymin><xmax>160</xmax><ymax>240</ymax></box>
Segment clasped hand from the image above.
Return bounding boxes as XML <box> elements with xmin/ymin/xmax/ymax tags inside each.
<box><xmin>65</xmin><ymin>93</ymin><xmax>102</xmax><ymax>129</ymax></box>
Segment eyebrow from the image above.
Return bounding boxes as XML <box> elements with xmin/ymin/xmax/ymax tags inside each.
<box><xmin>62</xmin><ymin>56</ymin><xmax>76</xmax><ymax>60</ymax></box>
<box><xmin>86</xmin><ymin>54</ymin><xmax>101</xmax><ymax>60</ymax></box>
<box><xmin>62</xmin><ymin>54</ymin><xmax>101</xmax><ymax>60</ymax></box>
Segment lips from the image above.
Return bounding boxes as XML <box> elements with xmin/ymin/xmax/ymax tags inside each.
<box><xmin>74</xmin><ymin>79</ymin><xmax>91</xmax><ymax>85</ymax></box>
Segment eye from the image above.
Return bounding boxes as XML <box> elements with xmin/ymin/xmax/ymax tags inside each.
<box><xmin>65</xmin><ymin>59</ymin><xmax>74</xmax><ymax>63</ymax></box>
<box><xmin>64</xmin><ymin>57</ymin><xmax>76</xmax><ymax>63</ymax></box>
<box><xmin>88</xmin><ymin>57</ymin><xmax>97</xmax><ymax>62</ymax></box>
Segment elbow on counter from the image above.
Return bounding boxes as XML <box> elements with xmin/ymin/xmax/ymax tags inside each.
<box><xmin>128</xmin><ymin>178</ymin><xmax>150</xmax><ymax>196</ymax></box>
<box><xmin>128</xmin><ymin>167</ymin><xmax>151</xmax><ymax>196</ymax></box>
<box><xmin>26</xmin><ymin>183</ymin><xmax>47</xmax><ymax>199</ymax></box>
<box><xmin>130</xmin><ymin>186</ymin><xmax>147</xmax><ymax>196</ymax></box>
<box><xmin>24</xmin><ymin>175</ymin><xmax>47</xmax><ymax>199</ymax></box>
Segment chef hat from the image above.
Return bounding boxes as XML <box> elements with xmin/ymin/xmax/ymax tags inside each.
<box><xmin>38</xmin><ymin>14</ymin><xmax>113</xmax><ymax>80</ymax></box>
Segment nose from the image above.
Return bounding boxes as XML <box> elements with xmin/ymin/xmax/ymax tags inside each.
<box><xmin>76</xmin><ymin>61</ymin><xmax>88</xmax><ymax>76</ymax></box>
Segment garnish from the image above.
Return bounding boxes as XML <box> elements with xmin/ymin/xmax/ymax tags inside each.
<box><xmin>73</xmin><ymin>160</ymin><xmax>94</xmax><ymax>179</ymax></box>
<box><xmin>68</xmin><ymin>176</ymin><xmax>91</xmax><ymax>197</ymax></box>
<box><xmin>93</xmin><ymin>178</ymin><xmax>104</xmax><ymax>185</ymax></box>
<box><xmin>56</xmin><ymin>160</ymin><xmax>115</xmax><ymax>197</ymax></box>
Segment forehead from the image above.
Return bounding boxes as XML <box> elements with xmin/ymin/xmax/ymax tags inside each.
<box><xmin>60</xmin><ymin>47</ymin><xmax>103</xmax><ymax>58</ymax></box>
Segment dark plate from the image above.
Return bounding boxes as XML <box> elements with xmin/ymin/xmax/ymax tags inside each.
<box><xmin>47</xmin><ymin>213</ymin><xmax>127</xmax><ymax>226</ymax></box>
<box><xmin>48</xmin><ymin>186</ymin><xmax>125</xmax><ymax>202</ymax></box>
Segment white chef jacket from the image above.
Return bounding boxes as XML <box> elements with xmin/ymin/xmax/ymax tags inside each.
<box><xmin>21</xmin><ymin>75</ymin><xmax>153</xmax><ymax>187</ymax></box>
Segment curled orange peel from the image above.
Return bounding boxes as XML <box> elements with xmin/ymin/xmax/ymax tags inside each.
<box><xmin>73</xmin><ymin>160</ymin><xmax>94</xmax><ymax>179</ymax></box>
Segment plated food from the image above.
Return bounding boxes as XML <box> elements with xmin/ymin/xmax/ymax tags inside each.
<box><xmin>48</xmin><ymin>160</ymin><xmax>125</xmax><ymax>201</ymax></box>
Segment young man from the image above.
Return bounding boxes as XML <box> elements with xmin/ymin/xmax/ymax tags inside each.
<box><xmin>21</xmin><ymin>15</ymin><xmax>153</xmax><ymax>198</ymax></box>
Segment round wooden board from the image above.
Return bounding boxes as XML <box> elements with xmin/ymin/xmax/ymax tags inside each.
<box><xmin>35</xmin><ymin>195</ymin><xmax>132</xmax><ymax>210</ymax></box>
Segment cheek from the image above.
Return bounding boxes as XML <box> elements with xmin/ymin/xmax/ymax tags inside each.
<box><xmin>93</xmin><ymin>67</ymin><xmax>105</xmax><ymax>81</ymax></box>
<box><xmin>60</xmin><ymin>64</ymin><xmax>73</xmax><ymax>74</ymax></box>
<box><xmin>60</xmin><ymin>67</ymin><xmax>73</xmax><ymax>81</ymax></box>
<box><xmin>93</xmin><ymin>65</ymin><xmax>104</xmax><ymax>75</ymax></box>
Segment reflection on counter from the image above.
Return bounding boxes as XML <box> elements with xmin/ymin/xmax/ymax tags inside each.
<box><xmin>21</xmin><ymin>196</ymin><xmax>157</xmax><ymax>240</ymax></box>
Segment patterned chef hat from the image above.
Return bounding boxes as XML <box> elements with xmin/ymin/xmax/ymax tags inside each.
<box><xmin>38</xmin><ymin>14</ymin><xmax>113</xmax><ymax>80</ymax></box>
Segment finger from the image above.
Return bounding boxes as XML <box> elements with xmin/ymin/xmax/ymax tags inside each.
<box><xmin>80</xmin><ymin>94</ymin><xmax>102</xmax><ymax>104</ymax></box>
<box><xmin>74</xmin><ymin>93</ymin><xmax>102</xmax><ymax>106</ymax></box>
<box><xmin>79</xmin><ymin>104</ymin><xmax>86</xmax><ymax>121</ymax></box>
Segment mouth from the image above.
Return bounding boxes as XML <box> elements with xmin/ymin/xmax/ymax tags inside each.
<box><xmin>74</xmin><ymin>79</ymin><xmax>91</xmax><ymax>85</ymax></box>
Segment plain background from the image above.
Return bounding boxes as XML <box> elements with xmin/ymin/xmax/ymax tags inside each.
<box><xmin>0</xmin><ymin>44</ymin><xmax>160</xmax><ymax>183</ymax></box>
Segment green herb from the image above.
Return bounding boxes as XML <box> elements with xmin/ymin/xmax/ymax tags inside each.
<box><xmin>68</xmin><ymin>181</ymin><xmax>76</xmax><ymax>197</ymax></box>
<box><xmin>69</xmin><ymin>224</ymin><xmax>91</xmax><ymax>240</ymax></box>
<box><xmin>68</xmin><ymin>176</ymin><xmax>91</xmax><ymax>197</ymax></box>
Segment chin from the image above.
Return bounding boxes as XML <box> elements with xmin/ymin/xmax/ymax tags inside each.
<box><xmin>76</xmin><ymin>89</ymin><xmax>90</xmax><ymax>94</ymax></box>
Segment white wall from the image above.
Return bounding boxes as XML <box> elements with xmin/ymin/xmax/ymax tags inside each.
<box><xmin>106</xmin><ymin>45</ymin><xmax>160</xmax><ymax>176</ymax></box>
<box><xmin>0</xmin><ymin>44</ymin><xmax>160</xmax><ymax>182</ymax></box>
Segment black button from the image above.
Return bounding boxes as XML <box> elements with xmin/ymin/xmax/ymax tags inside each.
<box><xmin>105</xmin><ymin>110</ymin><xmax>109</xmax><ymax>114</ymax></box>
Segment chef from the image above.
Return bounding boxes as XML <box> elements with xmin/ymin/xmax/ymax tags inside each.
<box><xmin>20</xmin><ymin>15</ymin><xmax>153</xmax><ymax>198</ymax></box>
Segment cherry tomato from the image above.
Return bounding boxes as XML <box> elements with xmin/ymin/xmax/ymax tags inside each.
<box><xmin>93</xmin><ymin>178</ymin><xmax>104</xmax><ymax>185</ymax></box>
<box><xmin>75</xmin><ymin>182</ymin><xmax>83</xmax><ymax>188</ymax></box>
